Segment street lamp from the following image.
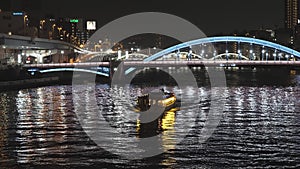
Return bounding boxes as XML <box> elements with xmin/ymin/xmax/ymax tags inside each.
<box><xmin>285</xmin><ymin>54</ymin><xmax>289</xmax><ymax>61</ymax></box>
<box><xmin>23</xmin><ymin>15</ymin><xmax>28</xmax><ymax>35</ymax></box>
<box><xmin>60</xmin><ymin>50</ymin><xmax>64</xmax><ymax>63</ymax></box>
<box><xmin>226</xmin><ymin>49</ymin><xmax>229</xmax><ymax>60</ymax></box>
<box><xmin>57</xmin><ymin>27</ymin><xmax>62</xmax><ymax>35</ymax></box>
<box><xmin>52</xmin><ymin>24</ymin><xmax>56</xmax><ymax>39</ymax></box>
<box><xmin>57</xmin><ymin>27</ymin><xmax>62</xmax><ymax>40</ymax></box>
<box><xmin>291</xmin><ymin>55</ymin><xmax>295</xmax><ymax>62</ymax></box>
<box><xmin>273</xmin><ymin>53</ymin><xmax>277</xmax><ymax>61</ymax></box>
<box><xmin>213</xmin><ymin>50</ymin><xmax>217</xmax><ymax>60</ymax></box>
<box><xmin>262</xmin><ymin>49</ymin><xmax>265</xmax><ymax>61</ymax></box>
<box><xmin>40</xmin><ymin>20</ymin><xmax>45</xmax><ymax>29</ymax></box>
<box><xmin>249</xmin><ymin>49</ymin><xmax>253</xmax><ymax>60</ymax></box>
<box><xmin>63</xmin><ymin>30</ymin><xmax>66</xmax><ymax>41</ymax></box>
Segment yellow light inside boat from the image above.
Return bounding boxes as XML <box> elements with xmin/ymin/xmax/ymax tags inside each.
<box><xmin>160</xmin><ymin>96</ymin><xmax>176</xmax><ymax>107</ymax></box>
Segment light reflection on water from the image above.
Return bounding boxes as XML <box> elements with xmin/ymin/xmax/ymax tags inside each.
<box><xmin>0</xmin><ymin>84</ymin><xmax>299</xmax><ymax>168</ymax></box>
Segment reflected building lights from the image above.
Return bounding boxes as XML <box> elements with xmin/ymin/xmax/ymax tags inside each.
<box><xmin>16</xmin><ymin>90</ymin><xmax>35</xmax><ymax>164</ymax></box>
<box><xmin>0</xmin><ymin>94</ymin><xmax>9</xmax><ymax>163</ymax></box>
<box><xmin>15</xmin><ymin>87</ymin><xmax>71</xmax><ymax>165</ymax></box>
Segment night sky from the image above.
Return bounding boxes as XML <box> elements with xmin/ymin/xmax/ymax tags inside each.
<box><xmin>1</xmin><ymin>0</ymin><xmax>285</xmax><ymax>36</ymax></box>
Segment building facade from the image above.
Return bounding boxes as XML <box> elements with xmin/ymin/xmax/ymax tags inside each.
<box><xmin>0</xmin><ymin>11</ymin><xmax>27</xmax><ymax>35</ymax></box>
<box><xmin>285</xmin><ymin>0</ymin><xmax>298</xmax><ymax>29</ymax></box>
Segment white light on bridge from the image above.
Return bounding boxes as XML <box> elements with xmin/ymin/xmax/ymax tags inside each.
<box><xmin>17</xmin><ymin>54</ymin><xmax>22</xmax><ymax>64</ymax></box>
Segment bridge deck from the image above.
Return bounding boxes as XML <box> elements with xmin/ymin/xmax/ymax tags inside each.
<box><xmin>24</xmin><ymin>60</ymin><xmax>300</xmax><ymax>68</ymax></box>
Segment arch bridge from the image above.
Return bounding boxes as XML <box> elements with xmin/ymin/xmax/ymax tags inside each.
<box><xmin>24</xmin><ymin>36</ymin><xmax>300</xmax><ymax>77</ymax></box>
<box><xmin>144</xmin><ymin>36</ymin><xmax>300</xmax><ymax>62</ymax></box>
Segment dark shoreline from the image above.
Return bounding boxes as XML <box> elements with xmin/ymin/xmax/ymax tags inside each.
<box><xmin>0</xmin><ymin>66</ymin><xmax>299</xmax><ymax>92</ymax></box>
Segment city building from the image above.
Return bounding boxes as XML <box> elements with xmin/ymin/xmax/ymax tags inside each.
<box><xmin>0</xmin><ymin>11</ymin><xmax>28</xmax><ymax>35</ymax></box>
<box><xmin>285</xmin><ymin>0</ymin><xmax>298</xmax><ymax>29</ymax></box>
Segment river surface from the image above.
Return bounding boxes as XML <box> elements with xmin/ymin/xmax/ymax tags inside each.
<box><xmin>0</xmin><ymin>68</ymin><xmax>299</xmax><ymax>168</ymax></box>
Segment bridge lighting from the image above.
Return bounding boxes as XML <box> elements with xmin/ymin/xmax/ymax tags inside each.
<box><xmin>278</xmin><ymin>53</ymin><xmax>283</xmax><ymax>61</ymax></box>
<box><xmin>17</xmin><ymin>54</ymin><xmax>22</xmax><ymax>64</ymax></box>
<box><xmin>285</xmin><ymin>54</ymin><xmax>289</xmax><ymax>60</ymax></box>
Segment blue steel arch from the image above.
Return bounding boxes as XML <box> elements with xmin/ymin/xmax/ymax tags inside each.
<box><xmin>144</xmin><ymin>36</ymin><xmax>300</xmax><ymax>61</ymax></box>
<box><xmin>39</xmin><ymin>68</ymin><xmax>109</xmax><ymax>77</ymax></box>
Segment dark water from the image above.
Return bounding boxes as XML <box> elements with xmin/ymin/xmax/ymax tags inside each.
<box><xmin>0</xmin><ymin>68</ymin><xmax>299</xmax><ymax>168</ymax></box>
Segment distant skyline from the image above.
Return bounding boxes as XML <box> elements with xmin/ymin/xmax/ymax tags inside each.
<box><xmin>0</xmin><ymin>0</ymin><xmax>286</xmax><ymax>35</ymax></box>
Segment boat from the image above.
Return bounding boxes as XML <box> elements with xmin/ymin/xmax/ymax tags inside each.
<box><xmin>134</xmin><ymin>89</ymin><xmax>180</xmax><ymax>112</ymax></box>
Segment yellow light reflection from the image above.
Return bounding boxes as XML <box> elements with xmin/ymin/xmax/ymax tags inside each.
<box><xmin>161</xmin><ymin>110</ymin><xmax>177</xmax><ymax>167</ymax></box>
<box><xmin>136</xmin><ymin>119</ymin><xmax>140</xmax><ymax>136</ymax></box>
<box><xmin>135</xmin><ymin>101</ymin><xmax>177</xmax><ymax>167</ymax></box>
<box><xmin>161</xmin><ymin>111</ymin><xmax>175</xmax><ymax>130</ymax></box>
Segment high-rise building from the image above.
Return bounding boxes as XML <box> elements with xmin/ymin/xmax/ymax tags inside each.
<box><xmin>285</xmin><ymin>0</ymin><xmax>298</xmax><ymax>29</ymax></box>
